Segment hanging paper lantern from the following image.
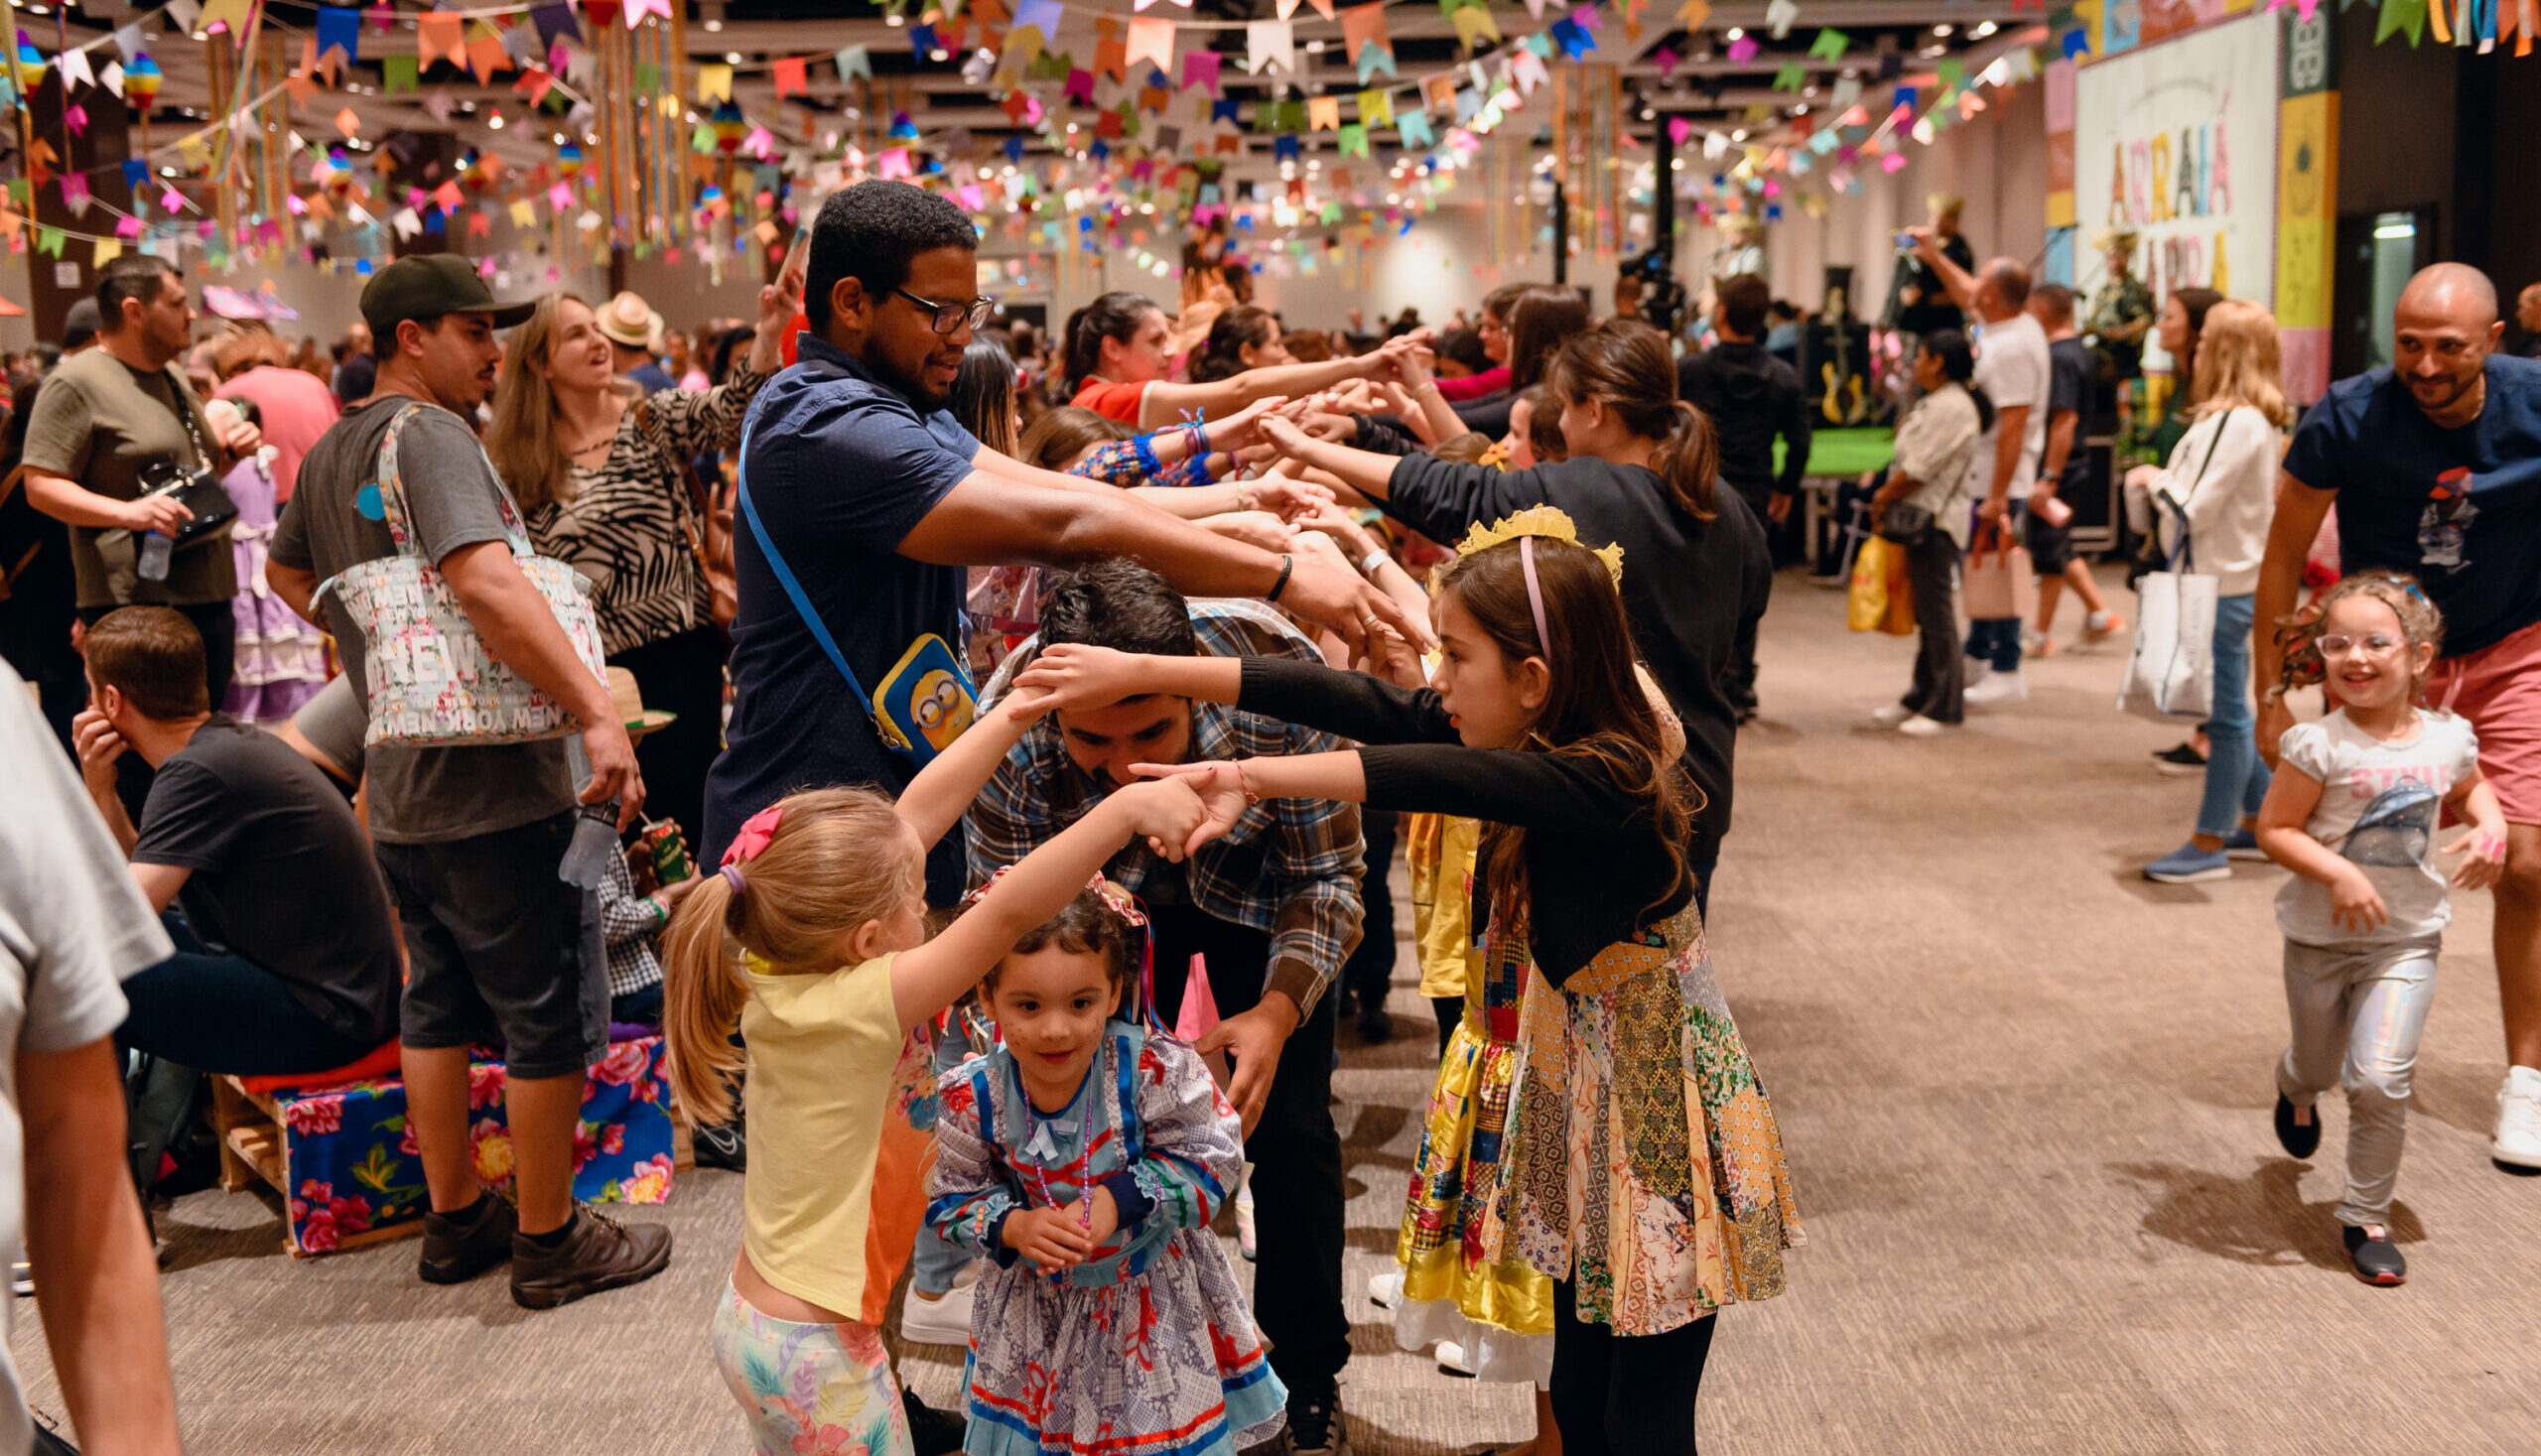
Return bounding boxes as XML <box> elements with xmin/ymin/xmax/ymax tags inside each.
<box><xmin>556</xmin><ymin>141</ymin><xmax>585</xmax><ymax>182</ymax></box>
<box><xmin>888</xmin><ymin>110</ymin><xmax>921</xmax><ymax>142</ymax></box>
<box><xmin>125</xmin><ymin>52</ymin><xmax>162</xmax><ymax>105</ymax></box>
<box><xmin>710</xmin><ymin>100</ymin><xmax>746</xmax><ymax>156</ymax></box>
<box><xmin>464</xmin><ymin>151</ymin><xmax>498</xmax><ymax>192</ymax></box>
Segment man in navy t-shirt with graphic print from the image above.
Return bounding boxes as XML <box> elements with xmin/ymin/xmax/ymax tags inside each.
<box><xmin>2257</xmin><ymin>263</ymin><xmax>2541</xmax><ymax>1171</ymax></box>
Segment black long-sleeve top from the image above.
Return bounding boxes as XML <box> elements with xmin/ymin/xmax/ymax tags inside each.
<box><xmin>1676</xmin><ymin>341</ymin><xmax>1812</xmax><ymax>511</ymax></box>
<box><xmin>1377</xmin><ymin>452</ymin><xmax>1770</xmax><ymax>878</ymax></box>
<box><xmin>1238</xmin><ymin>656</ymin><xmax>1690</xmax><ymax>988</ymax></box>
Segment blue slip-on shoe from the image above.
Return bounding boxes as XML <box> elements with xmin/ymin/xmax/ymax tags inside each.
<box><xmin>2224</xmin><ymin>828</ymin><xmax>2271</xmax><ymax>861</ymax></box>
<box><xmin>2144</xmin><ymin>842</ymin><xmax>2232</xmax><ymax>884</ymax></box>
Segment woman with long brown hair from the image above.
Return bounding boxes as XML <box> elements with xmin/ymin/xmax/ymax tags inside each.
<box><xmin>1447</xmin><ymin>286</ymin><xmax>1591</xmax><ymax>440</ymax></box>
<box><xmin>1061</xmin><ymin>289</ymin><xmax>1415</xmax><ymax>428</ymax></box>
<box><xmin>483</xmin><ymin>261</ymin><xmax>801</xmax><ymax>837</ymax></box>
<box><xmin>1262</xmin><ymin>318</ymin><xmax>1770</xmax><ymax>903</ymax></box>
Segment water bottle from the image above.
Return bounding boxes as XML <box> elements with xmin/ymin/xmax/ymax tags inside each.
<box><xmin>137</xmin><ymin>531</ymin><xmax>173</xmax><ymax>582</ymax></box>
<box><xmin>557</xmin><ymin>739</ymin><xmax>620</xmax><ymax>888</ymax></box>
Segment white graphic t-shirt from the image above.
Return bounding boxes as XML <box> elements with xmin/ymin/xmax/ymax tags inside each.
<box><xmin>2275</xmin><ymin>708</ymin><xmax>2481</xmax><ymax>945</ymax></box>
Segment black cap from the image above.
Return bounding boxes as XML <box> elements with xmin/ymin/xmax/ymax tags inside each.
<box><xmin>359</xmin><ymin>254</ymin><xmax>534</xmax><ymax>340</ymax></box>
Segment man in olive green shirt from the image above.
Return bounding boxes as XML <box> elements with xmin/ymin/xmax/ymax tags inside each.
<box><xmin>23</xmin><ymin>255</ymin><xmax>259</xmax><ymax>701</ymax></box>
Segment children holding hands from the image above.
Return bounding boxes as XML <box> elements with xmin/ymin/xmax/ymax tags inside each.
<box><xmin>660</xmin><ymin>683</ymin><xmax>1216</xmax><ymax>1456</ymax></box>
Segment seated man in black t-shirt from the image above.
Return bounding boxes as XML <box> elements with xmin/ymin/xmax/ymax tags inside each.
<box><xmin>70</xmin><ymin>607</ymin><xmax>401</xmax><ymax>1076</ymax></box>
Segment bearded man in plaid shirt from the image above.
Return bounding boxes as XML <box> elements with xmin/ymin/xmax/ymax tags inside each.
<box><xmin>966</xmin><ymin>558</ymin><xmax>1366</xmax><ymax>1453</ymax></box>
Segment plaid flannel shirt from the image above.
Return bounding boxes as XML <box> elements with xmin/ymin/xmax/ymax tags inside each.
<box><xmin>967</xmin><ymin>598</ymin><xmax>1366</xmax><ymax>1016</ymax></box>
<box><xmin>598</xmin><ymin>848</ymin><xmax>666</xmax><ymax>999</ymax></box>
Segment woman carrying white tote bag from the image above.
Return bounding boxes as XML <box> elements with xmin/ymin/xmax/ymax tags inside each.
<box><xmin>2127</xmin><ymin>301</ymin><xmax>2296</xmax><ymax>883</ymax></box>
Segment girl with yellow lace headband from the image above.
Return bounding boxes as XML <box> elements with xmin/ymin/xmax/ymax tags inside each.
<box><xmin>1013</xmin><ymin>505</ymin><xmax>1801</xmax><ymax>1456</ymax></box>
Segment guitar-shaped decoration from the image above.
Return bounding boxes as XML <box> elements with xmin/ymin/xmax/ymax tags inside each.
<box><xmin>1818</xmin><ymin>288</ymin><xmax>1872</xmax><ymax>426</ymax></box>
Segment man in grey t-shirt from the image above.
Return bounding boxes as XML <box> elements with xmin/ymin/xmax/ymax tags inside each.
<box><xmin>0</xmin><ymin>657</ymin><xmax>184</xmax><ymax>1456</ymax></box>
<box><xmin>269</xmin><ymin>255</ymin><xmax>670</xmax><ymax>1311</ymax></box>
<box><xmin>21</xmin><ymin>255</ymin><xmax>261</xmax><ymax>702</ymax></box>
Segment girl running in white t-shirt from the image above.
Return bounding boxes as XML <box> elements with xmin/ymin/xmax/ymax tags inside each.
<box><xmin>2255</xmin><ymin>571</ymin><xmax>2506</xmax><ymax>1286</ymax></box>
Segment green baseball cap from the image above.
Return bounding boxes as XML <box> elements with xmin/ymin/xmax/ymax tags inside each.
<box><xmin>359</xmin><ymin>253</ymin><xmax>535</xmax><ymax>339</ymax></box>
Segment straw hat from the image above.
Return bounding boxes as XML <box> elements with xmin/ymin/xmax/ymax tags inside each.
<box><xmin>607</xmin><ymin>666</ymin><xmax>678</xmax><ymax>740</ymax></box>
<box><xmin>596</xmin><ymin>291</ymin><xmax>666</xmax><ymax>352</ymax></box>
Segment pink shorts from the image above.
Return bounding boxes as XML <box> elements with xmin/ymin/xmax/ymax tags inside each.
<box><xmin>2429</xmin><ymin>619</ymin><xmax>2541</xmax><ymax>825</ymax></box>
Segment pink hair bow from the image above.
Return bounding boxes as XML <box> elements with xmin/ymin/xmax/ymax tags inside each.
<box><xmin>722</xmin><ymin>805</ymin><xmax>784</xmax><ymax>866</ymax></box>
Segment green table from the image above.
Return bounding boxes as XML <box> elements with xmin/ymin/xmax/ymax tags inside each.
<box><xmin>1774</xmin><ymin>426</ymin><xmax>1896</xmax><ymax>480</ymax></box>
<box><xmin>1779</xmin><ymin>427</ymin><xmax>1897</xmax><ymax>573</ymax></box>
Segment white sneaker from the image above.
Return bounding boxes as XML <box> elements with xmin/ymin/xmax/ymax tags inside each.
<box><xmin>1964</xmin><ymin>656</ymin><xmax>1992</xmax><ymax>683</ymax></box>
<box><xmin>2020</xmin><ymin>627</ymin><xmax>2053</xmax><ymax>657</ymax></box>
<box><xmin>1868</xmin><ymin>703</ymin><xmax>1914</xmax><ymax>728</ymax></box>
<box><xmin>2082</xmin><ymin>609</ymin><xmax>2125</xmax><ymax>648</ymax></box>
<box><xmin>1965</xmin><ymin>669</ymin><xmax>2029</xmax><ymax>707</ymax></box>
<box><xmin>2494</xmin><ymin>1067</ymin><xmax>2541</xmax><ymax>1169</ymax></box>
<box><xmin>898</xmin><ymin>1278</ymin><xmax>976</xmax><ymax>1346</ymax></box>
<box><xmin>1898</xmin><ymin>714</ymin><xmax>1949</xmax><ymax>737</ymax></box>
<box><xmin>1367</xmin><ymin>1269</ymin><xmax>1404</xmax><ymax>1309</ymax></box>
<box><xmin>1436</xmin><ymin>1339</ymin><xmax>1475</xmax><ymax>1377</ymax></box>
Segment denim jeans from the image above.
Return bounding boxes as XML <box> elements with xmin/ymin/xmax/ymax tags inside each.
<box><xmin>2199</xmin><ymin>593</ymin><xmax>2272</xmax><ymax>838</ymax></box>
<box><xmin>1965</xmin><ymin>616</ymin><xmax>2022</xmax><ymax>673</ymax></box>
<box><xmin>122</xmin><ymin>911</ymin><xmax>381</xmax><ymax>1077</ymax></box>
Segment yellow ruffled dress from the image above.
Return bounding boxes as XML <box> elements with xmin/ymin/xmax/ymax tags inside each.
<box><xmin>1390</xmin><ymin>813</ymin><xmax>1557</xmax><ymax>1385</ymax></box>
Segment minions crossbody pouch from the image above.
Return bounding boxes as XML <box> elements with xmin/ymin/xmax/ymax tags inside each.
<box><xmin>736</xmin><ymin>424</ymin><xmax>978</xmax><ymax>768</ymax></box>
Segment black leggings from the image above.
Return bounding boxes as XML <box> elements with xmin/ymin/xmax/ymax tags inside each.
<box><xmin>1549</xmin><ymin>1279</ymin><xmax>1715</xmax><ymax>1456</ymax></box>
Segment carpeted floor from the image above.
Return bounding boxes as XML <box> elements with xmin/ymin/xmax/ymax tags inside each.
<box><xmin>18</xmin><ymin>567</ymin><xmax>2541</xmax><ymax>1454</ymax></box>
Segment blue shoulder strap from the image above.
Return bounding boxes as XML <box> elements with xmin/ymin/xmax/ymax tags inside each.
<box><xmin>735</xmin><ymin>419</ymin><xmax>879</xmax><ymax>721</ymax></box>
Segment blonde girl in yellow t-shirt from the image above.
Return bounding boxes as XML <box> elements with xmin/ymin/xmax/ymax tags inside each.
<box><xmin>661</xmin><ymin>688</ymin><xmax>1215</xmax><ymax>1456</ymax></box>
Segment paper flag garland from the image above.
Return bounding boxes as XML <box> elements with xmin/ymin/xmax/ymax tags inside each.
<box><xmin>1765</xmin><ymin>0</ymin><xmax>1800</xmax><ymax>38</ymax></box>
<box><xmin>1809</xmin><ymin>27</ymin><xmax>1847</xmax><ymax>60</ymax></box>
<box><xmin>1341</xmin><ymin>2</ymin><xmax>1390</xmax><ymax>59</ymax></box>
<box><xmin>1127</xmin><ymin>16</ymin><xmax>1175</xmax><ymax>72</ymax></box>
<box><xmin>837</xmin><ymin>44</ymin><xmax>872</xmax><ymax>80</ymax></box>
<box><xmin>1247</xmin><ymin>18</ymin><xmax>1294</xmax><ymax>72</ymax></box>
<box><xmin>1726</xmin><ymin>33</ymin><xmax>1760</xmax><ymax>60</ymax></box>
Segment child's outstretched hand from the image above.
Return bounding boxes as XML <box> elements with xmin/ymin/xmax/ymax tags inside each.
<box><xmin>2330</xmin><ymin>864</ymin><xmax>2390</xmax><ymax>935</ymax></box>
<box><xmin>1014</xmin><ymin>643</ymin><xmax>1143</xmax><ymax>715</ymax></box>
<box><xmin>1113</xmin><ymin>776</ymin><xmax>1216</xmax><ymax>863</ymax></box>
<box><xmin>2442</xmin><ymin>825</ymin><xmax>2508</xmax><ymax>890</ymax></box>
<box><xmin>1132</xmin><ymin>760</ymin><xmax>1252</xmax><ymax>856</ymax></box>
<box><xmin>1003</xmin><ymin>1205</ymin><xmax>1099</xmax><ymax>1273</ymax></box>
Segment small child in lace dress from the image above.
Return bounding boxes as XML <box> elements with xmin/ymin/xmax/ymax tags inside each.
<box><xmin>927</xmin><ymin>882</ymin><xmax>1284</xmax><ymax>1456</ymax></box>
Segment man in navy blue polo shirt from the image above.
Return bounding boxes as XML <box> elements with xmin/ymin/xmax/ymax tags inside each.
<box><xmin>2257</xmin><ymin>262</ymin><xmax>2541</xmax><ymax>1170</ymax></box>
<box><xmin>705</xmin><ymin>180</ymin><xmax>1418</xmax><ymax>892</ymax></box>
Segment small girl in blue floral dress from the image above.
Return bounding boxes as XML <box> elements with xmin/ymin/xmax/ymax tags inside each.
<box><xmin>928</xmin><ymin>881</ymin><xmax>1284</xmax><ymax>1456</ymax></box>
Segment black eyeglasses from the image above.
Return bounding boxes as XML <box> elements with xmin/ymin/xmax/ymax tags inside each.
<box><xmin>890</xmin><ymin>287</ymin><xmax>996</xmax><ymax>335</ymax></box>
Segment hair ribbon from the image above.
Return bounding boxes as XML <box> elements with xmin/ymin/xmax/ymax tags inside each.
<box><xmin>1520</xmin><ymin>535</ymin><xmax>1552</xmax><ymax>665</ymax></box>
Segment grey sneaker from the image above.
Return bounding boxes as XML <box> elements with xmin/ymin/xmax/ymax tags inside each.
<box><xmin>418</xmin><ymin>1192</ymin><xmax>517</xmax><ymax>1284</ymax></box>
<box><xmin>508</xmin><ymin>1204</ymin><xmax>672</xmax><ymax>1309</ymax></box>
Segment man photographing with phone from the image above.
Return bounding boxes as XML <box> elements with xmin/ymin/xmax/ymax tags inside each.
<box><xmin>22</xmin><ymin>255</ymin><xmax>262</xmax><ymax>704</ymax></box>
